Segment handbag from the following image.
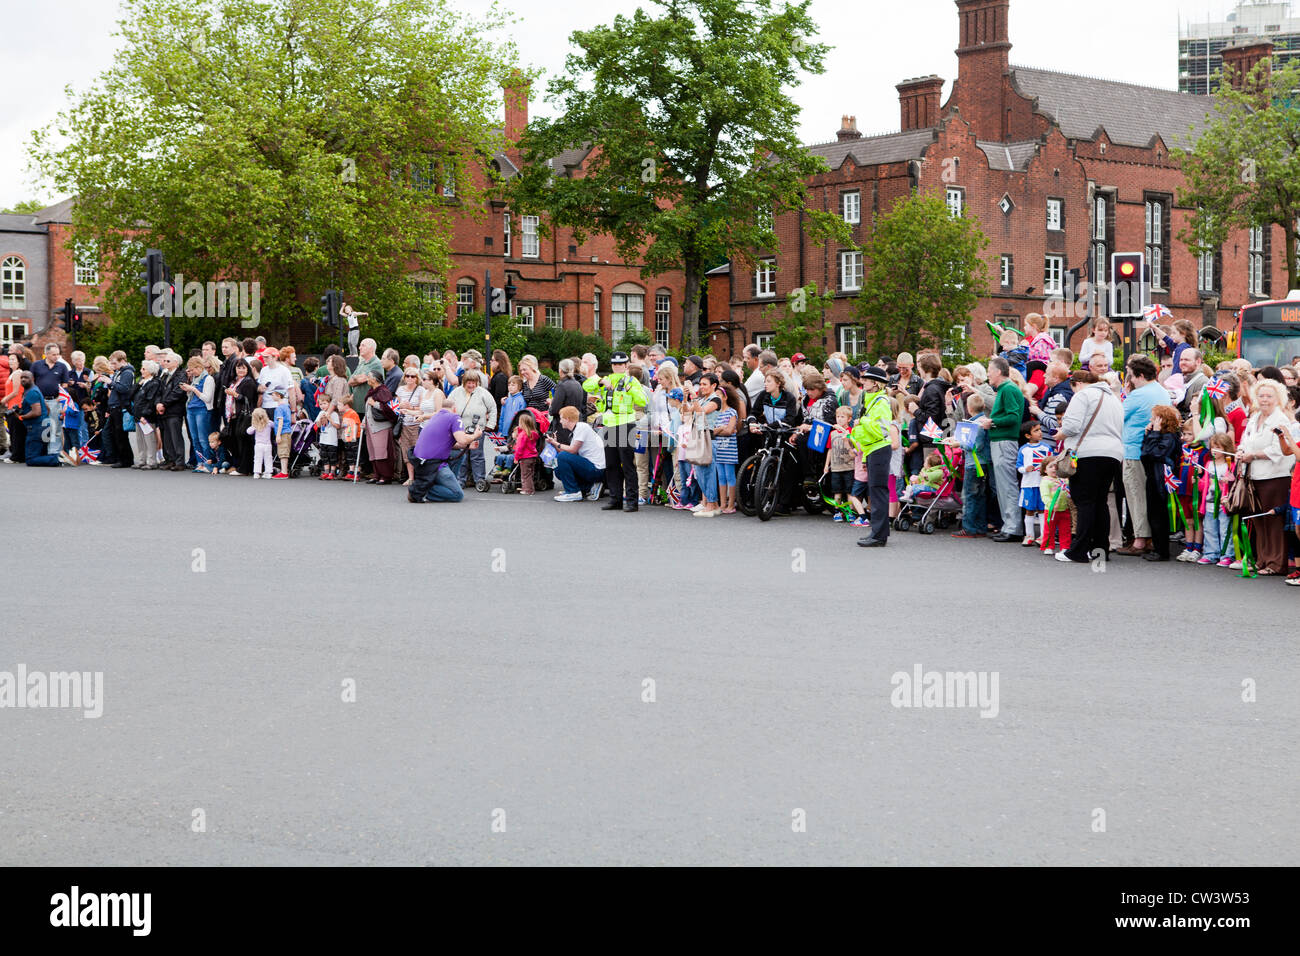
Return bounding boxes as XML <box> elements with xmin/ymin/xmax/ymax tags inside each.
<box><xmin>1225</xmin><ymin>461</ymin><xmax>1259</xmax><ymax>516</ymax></box>
<box><xmin>1053</xmin><ymin>389</ymin><xmax>1107</xmax><ymax>479</ymax></box>
<box><xmin>122</xmin><ymin>410</ymin><xmax>136</xmax><ymax>432</ymax></box>
<box><xmin>682</xmin><ymin>413</ymin><xmax>713</xmax><ymax>466</ymax></box>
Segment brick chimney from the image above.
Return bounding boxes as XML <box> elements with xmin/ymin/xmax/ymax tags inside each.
<box><xmin>896</xmin><ymin>76</ymin><xmax>944</xmax><ymax>131</ymax></box>
<box><xmin>503</xmin><ymin>73</ymin><xmax>530</xmax><ymax>155</ymax></box>
<box><xmin>837</xmin><ymin>115</ymin><xmax>863</xmax><ymax>141</ymax></box>
<box><xmin>1221</xmin><ymin>40</ymin><xmax>1273</xmax><ymax>93</ymax></box>
<box><xmin>951</xmin><ymin>0</ymin><xmax>1011</xmax><ymax>141</ymax></box>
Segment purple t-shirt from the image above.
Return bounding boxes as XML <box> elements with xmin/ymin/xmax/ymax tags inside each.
<box><xmin>413</xmin><ymin>409</ymin><xmax>460</xmax><ymax>461</ymax></box>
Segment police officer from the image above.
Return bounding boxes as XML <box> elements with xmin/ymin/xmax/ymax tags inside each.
<box><xmin>853</xmin><ymin>365</ymin><xmax>894</xmax><ymax>548</ymax></box>
<box><xmin>592</xmin><ymin>351</ymin><xmax>648</xmax><ymax>512</ymax></box>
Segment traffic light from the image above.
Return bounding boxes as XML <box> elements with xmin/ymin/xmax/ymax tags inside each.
<box><xmin>138</xmin><ymin>249</ymin><xmax>164</xmax><ymax>316</ymax></box>
<box><xmin>57</xmin><ymin>298</ymin><xmax>74</xmax><ymax>332</ymax></box>
<box><xmin>1109</xmin><ymin>252</ymin><xmax>1146</xmax><ymax>318</ymax></box>
<box><xmin>71</xmin><ymin>311</ymin><xmax>83</xmax><ymax>335</ymax></box>
<box><xmin>320</xmin><ymin>289</ymin><xmax>340</xmax><ymax>329</ymax></box>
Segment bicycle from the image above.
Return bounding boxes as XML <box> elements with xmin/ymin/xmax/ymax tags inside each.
<box><xmin>738</xmin><ymin>418</ymin><xmax>825</xmax><ymax>521</ymax></box>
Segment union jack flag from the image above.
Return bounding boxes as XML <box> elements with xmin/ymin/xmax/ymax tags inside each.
<box><xmin>58</xmin><ymin>386</ymin><xmax>75</xmax><ymax>421</ymax></box>
<box><xmin>1143</xmin><ymin>303</ymin><xmax>1173</xmax><ymax>323</ymax></box>
<box><xmin>1204</xmin><ymin>377</ymin><xmax>1229</xmax><ymax>401</ymax></box>
<box><xmin>387</xmin><ymin>398</ymin><xmax>402</xmax><ymax>417</ymax></box>
<box><xmin>1164</xmin><ymin>465</ymin><xmax>1180</xmax><ymax>493</ymax></box>
<box><xmin>921</xmin><ymin>418</ymin><xmax>943</xmax><ymax>441</ymax></box>
<box><xmin>77</xmin><ymin>445</ymin><xmax>99</xmax><ymax>464</ymax></box>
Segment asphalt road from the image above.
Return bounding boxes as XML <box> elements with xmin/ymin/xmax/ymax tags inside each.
<box><xmin>2</xmin><ymin>464</ymin><xmax>1296</xmax><ymax>866</ymax></box>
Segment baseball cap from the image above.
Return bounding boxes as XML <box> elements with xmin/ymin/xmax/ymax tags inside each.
<box><xmin>792</xmin><ymin>352</ymin><xmax>807</xmax><ymax>364</ymax></box>
<box><xmin>668</xmin><ymin>388</ymin><xmax>684</xmax><ymax>401</ymax></box>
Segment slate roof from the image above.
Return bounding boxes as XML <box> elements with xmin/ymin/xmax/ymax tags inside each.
<box><xmin>0</xmin><ymin>213</ymin><xmax>45</xmax><ymax>234</ymax></box>
<box><xmin>1010</xmin><ymin>66</ymin><xmax>1214</xmax><ymax>150</ymax></box>
<box><xmin>33</xmin><ymin>196</ymin><xmax>75</xmax><ymax>224</ymax></box>
<box><xmin>805</xmin><ymin>127</ymin><xmax>937</xmax><ymax>170</ymax></box>
<box><xmin>976</xmin><ymin>140</ymin><xmax>1039</xmax><ymax>172</ymax></box>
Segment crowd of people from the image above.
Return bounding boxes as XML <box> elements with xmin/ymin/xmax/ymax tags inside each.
<box><xmin>4</xmin><ymin>315</ymin><xmax>1300</xmax><ymax>582</ymax></box>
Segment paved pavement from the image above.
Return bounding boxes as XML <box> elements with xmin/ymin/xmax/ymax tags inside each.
<box><xmin>2</xmin><ymin>464</ymin><xmax>1297</xmax><ymax>865</ymax></box>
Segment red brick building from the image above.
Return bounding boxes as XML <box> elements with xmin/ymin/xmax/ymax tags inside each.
<box><xmin>712</xmin><ymin>0</ymin><xmax>1283</xmax><ymax>361</ymax></box>
<box><xmin>424</xmin><ymin>81</ymin><xmax>687</xmax><ymax>349</ymax></box>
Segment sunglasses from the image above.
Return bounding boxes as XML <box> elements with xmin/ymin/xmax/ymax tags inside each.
<box><xmin>403</xmin><ymin>373</ymin><xmax>417</xmax><ymax>378</ymax></box>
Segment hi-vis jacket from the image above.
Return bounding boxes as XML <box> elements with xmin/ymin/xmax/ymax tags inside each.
<box><xmin>850</xmin><ymin>390</ymin><xmax>892</xmax><ymax>457</ymax></box>
<box><xmin>584</xmin><ymin>372</ymin><xmax>647</xmax><ymax>427</ymax></box>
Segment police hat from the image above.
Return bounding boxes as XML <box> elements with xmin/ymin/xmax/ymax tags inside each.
<box><xmin>860</xmin><ymin>365</ymin><xmax>889</xmax><ymax>384</ymax></box>
<box><xmin>610</xmin><ymin>351</ymin><xmax>630</xmax><ymax>364</ymax></box>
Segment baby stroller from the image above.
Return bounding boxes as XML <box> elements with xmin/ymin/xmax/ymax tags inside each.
<box><xmin>288</xmin><ymin>419</ymin><xmax>320</xmax><ymax>477</ymax></box>
<box><xmin>496</xmin><ymin>408</ymin><xmax>555</xmax><ymax>494</ymax></box>
<box><xmin>893</xmin><ymin>445</ymin><xmax>963</xmax><ymax>535</ymax></box>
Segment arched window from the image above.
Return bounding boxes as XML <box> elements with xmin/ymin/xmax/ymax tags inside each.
<box><xmin>654</xmin><ymin>289</ymin><xmax>671</xmax><ymax>348</ymax></box>
<box><xmin>1</xmin><ymin>256</ymin><xmax>25</xmax><ymax>309</ymax></box>
<box><xmin>455</xmin><ymin>279</ymin><xmax>476</xmax><ymax>318</ymax></box>
<box><xmin>611</xmin><ymin>281</ymin><xmax>645</xmax><ymax>341</ymax></box>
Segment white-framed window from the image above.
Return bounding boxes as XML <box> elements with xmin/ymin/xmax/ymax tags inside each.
<box><xmin>503</xmin><ymin>212</ymin><xmax>511</xmax><ymax>257</ymax></box>
<box><xmin>1046</xmin><ymin>198</ymin><xmax>1063</xmax><ymax>231</ymax></box>
<box><xmin>443</xmin><ymin>161</ymin><xmax>456</xmax><ymax>198</ymax></box>
<box><xmin>1249</xmin><ymin>225</ymin><xmax>1266</xmax><ymax>296</ymax></box>
<box><xmin>655</xmin><ymin>292</ymin><xmax>671</xmax><ymax>348</ymax></box>
<box><xmin>755</xmin><ymin>258</ymin><xmax>776</xmax><ymax>297</ymax></box>
<box><xmin>1000</xmin><ymin>254</ymin><xmax>1012</xmax><ymax>288</ymax></box>
<box><xmin>1197</xmin><ymin>250</ymin><xmax>1216</xmax><ymax>293</ymax></box>
<box><xmin>413</xmin><ymin>280</ymin><xmax>443</xmax><ymax>306</ymax></box>
<box><xmin>942</xmin><ymin>324</ymin><xmax>968</xmax><ymax>358</ymax></box>
<box><xmin>1093</xmin><ymin>196</ymin><xmax>1107</xmax><ymax>241</ymax></box>
<box><xmin>1044</xmin><ymin>255</ymin><xmax>1064</xmax><ymax>296</ymax></box>
<box><xmin>756</xmin><ymin>205</ymin><xmax>774</xmax><ymax>234</ymax></box>
<box><xmin>545</xmin><ymin>304</ymin><xmax>563</xmax><ymax>328</ymax></box>
<box><xmin>521</xmin><ymin>215</ymin><xmax>539</xmax><ymax>258</ymax></box>
<box><xmin>755</xmin><ymin>333</ymin><xmax>775</xmax><ymax>350</ymax></box>
<box><xmin>2</xmin><ymin>256</ymin><xmax>27</xmax><ymax>308</ymax></box>
<box><xmin>0</xmin><ymin>321</ymin><xmax>27</xmax><ymax>346</ymax></box>
<box><xmin>839</xmin><ymin>250</ymin><xmax>863</xmax><ymax>292</ymax></box>
<box><xmin>74</xmin><ymin>242</ymin><xmax>99</xmax><ymax>286</ymax></box>
<box><xmin>593</xmin><ymin>288</ymin><xmax>601</xmax><ymax>334</ymax></box>
<box><xmin>456</xmin><ymin>280</ymin><xmax>475</xmax><ymax>318</ymax></box>
<box><xmin>945</xmin><ymin>188</ymin><xmax>964</xmax><ymax>217</ymax></box>
<box><xmin>611</xmin><ymin>290</ymin><xmax>645</xmax><ymax>339</ymax></box>
<box><xmin>412</xmin><ymin>159</ymin><xmax>437</xmax><ymax>192</ymax></box>
<box><xmin>841</xmin><ymin>190</ymin><xmax>860</xmax><ymax>224</ymax></box>
<box><xmin>515</xmin><ymin>304</ymin><xmax>535</xmax><ymax>331</ymax></box>
<box><xmin>1145</xmin><ymin>198</ymin><xmax>1167</xmax><ymax>289</ymax></box>
<box><xmin>1050</xmin><ymin>327</ymin><xmax>1066</xmax><ymax>347</ymax></box>
<box><xmin>838</xmin><ymin>325</ymin><xmax>866</xmax><ymax>357</ymax></box>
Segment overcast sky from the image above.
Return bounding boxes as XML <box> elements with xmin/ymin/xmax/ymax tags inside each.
<box><xmin>2</xmin><ymin>0</ymin><xmax>1255</xmax><ymax>210</ymax></box>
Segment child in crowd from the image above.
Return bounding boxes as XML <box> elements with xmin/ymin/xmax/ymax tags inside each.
<box><xmin>207</xmin><ymin>432</ymin><xmax>223</xmax><ymax>477</ymax></box>
<box><xmin>272</xmin><ymin>390</ymin><xmax>293</xmax><ymax>479</ymax></box>
<box><xmin>340</xmin><ymin>405</ymin><xmax>362</xmax><ymax>481</ymax></box>
<box><xmin>247</xmin><ymin>407</ymin><xmax>274</xmax><ymax>478</ymax></box>
<box><xmin>1175</xmin><ymin>418</ymin><xmax>1204</xmax><ymax>561</ymax></box>
<box><xmin>1038</xmin><ymin>457</ymin><xmax>1071</xmax><ymax>555</ymax></box>
<box><xmin>888</xmin><ymin>396</ymin><xmax>904</xmax><ymax>520</ymax></box>
<box><xmin>954</xmin><ymin>392</ymin><xmax>991</xmax><ymax>539</ymax></box>
<box><xmin>998</xmin><ymin>329</ymin><xmax>1029</xmax><ymax>378</ymax></box>
<box><xmin>824</xmin><ymin>405</ymin><xmax>856</xmax><ymax>522</ymax></box>
<box><xmin>1198</xmin><ymin>432</ymin><xmax>1236</xmax><ymax>567</ymax></box>
<box><xmin>672</xmin><ymin>390</ymin><xmax>701</xmax><ymax>510</ymax></box>
<box><xmin>514</xmin><ymin>410</ymin><xmax>540</xmax><ymax>495</ymax></box>
<box><xmin>900</xmin><ymin>452</ymin><xmax>947</xmax><ymax>503</ymax></box>
<box><xmin>1016</xmin><ymin>420</ymin><xmax>1052</xmax><ymax>546</ymax></box>
<box><xmin>491</xmin><ymin>376</ymin><xmax>527</xmax><ymax>482</ymax></box>
<box><xmin>316</xmin><ymin>407</ymin><xmax>341</xmax><ymax>480</ymax></box>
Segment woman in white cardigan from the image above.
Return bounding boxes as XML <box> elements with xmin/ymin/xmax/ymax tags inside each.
<box><xmin>1236</xmin><ymin>379</ymin><xmax>1295</xmax><ymax>574</ymax></box>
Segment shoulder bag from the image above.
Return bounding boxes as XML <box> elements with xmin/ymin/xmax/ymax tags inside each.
<box><xmin>1053</xmin><ymin>389</ymin><xmax>1106</xmax><ymax>479</ymax></box>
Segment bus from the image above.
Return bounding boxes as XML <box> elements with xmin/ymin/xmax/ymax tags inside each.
<box><xmin>1234</xmin><ymin>296</ymin><xmax>1300</xmax><ymax>367</ymax></box>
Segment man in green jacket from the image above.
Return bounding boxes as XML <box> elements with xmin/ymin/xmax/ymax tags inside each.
<box><xmin>853</xmin><ymin>366</ymin><xmax>894</xmax><ymax>548</ymax></box>
<box><xmin>979</xmin><ymin>356</ymin><xmax>1025</xmax><ymax>542</ymax></box>
<box><xmin>597</xmin><ymin>351</ymin><xmax>649</xmax><ymax>512</ymax></box>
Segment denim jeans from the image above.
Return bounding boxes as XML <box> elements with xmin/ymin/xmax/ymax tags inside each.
<box><xmin>187</xmin><ymin>406</ymin><xmax>213</xmax><ymax>469</ymax></box>
<box><xmin>694</xmin><ymin>460</ymin><xmax>719</xmax><ymax>503</ymax></box>
<box><xmin>1202</xmin><ymin>507</ymin><xmax>1234</xmax><ymax>562</ymax></box>
<box><xmin>554</xmin><ymin>451</ymin><xmax>603</xmax><ymax>494</ymax></box>
<box><xmin>453</xmin><ymin>435</ymin><xmax>486</xmax><ymax>484</ymax></box>
<box><xmin>962</xmin><ymin>467</ymin><xmax>987</xmax><ymax>534</ymax></box>
<box><xmin>410</xmin><ymin>459</ymin><xmax>464</xmax><ymax>503</ymax></box>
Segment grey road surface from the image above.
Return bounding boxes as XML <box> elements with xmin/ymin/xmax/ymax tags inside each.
<box><xmin>2</xmin><ymin>465</ymin><xmax>1296</xmax><ymax>865</ymax></box>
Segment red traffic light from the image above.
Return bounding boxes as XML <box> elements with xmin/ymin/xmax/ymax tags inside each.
<box><xmin>1118</xmin><ymin>261</ymin><xmax>1136</xmax><ymax>278</ymax></box>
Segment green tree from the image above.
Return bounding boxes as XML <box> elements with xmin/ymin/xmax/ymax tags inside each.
<box><xmin>1</xmin><ymin>200</ymin><xmax>44</xmax><ymax>214</ymax></box>
<box><xmin>763</xmin><ymin>282</ymin><xmax>834</xmax><ymax>365</ymax></box>
<box><xmin>30</xmin><ymin>0</ymin><xmax>519</xmax><ymax>342</ymax></box>
<box><xmin>852</xmin><ymin>193</ymin><xmax>989</xmax><ymax>357</ymax></box>
<box><xmin>1179</xmin><ymin>58</ymin><xmax>1300</xmax><ymax>291</ymax></box>
<box><xmin>505</xmin><ymin>0</ymin><xmax>847</xmax><ymax>352</ymax></box>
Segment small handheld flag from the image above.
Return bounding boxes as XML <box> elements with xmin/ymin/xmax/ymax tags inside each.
<box><xmin>1143</xmin><ymin>303</ymin><xmax>1172</xmax><ymax>323</ymax></box>
<box><xmin>1204</xmin><ymin>377</ymin><xmax>1228</xmax><ymax>402</ymax></box>
<box><xmin>1164</xmin><ymin>465</ymin><xmax>1180</xmax><ymax>493</ymax></box>
<box><xmin>921</xmin><ymin>418</ymin><xmax>942</xmax><ymax>442</ymax></box>
<box><xmin>77</xmin><ymin>445</ymin><xmax>99</xmax><ymax>464</ymax></box>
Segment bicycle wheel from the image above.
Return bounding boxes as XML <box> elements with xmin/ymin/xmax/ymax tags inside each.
<box><xmin>755</xmin><ymin>455</ymin><xmax>781</xmax><ymax>522</ymax></box>
<box><xmin>737</xmin><ymin>453</ymin><xmax>762</xmax><ymax>516</ymax></box>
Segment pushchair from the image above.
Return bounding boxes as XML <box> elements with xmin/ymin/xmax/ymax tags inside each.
<box><xmin>496</xmin><ymin>409</ymin><xmax>555</xmax><ymax>494</ymax></box>
<box><xmin>893</xmin><ymin>444</ymin><xmax>964</xmax><ymax>535</ymax></box>
<box><xmin>287</xmin><ymin>419</ymin><xmax>320</xmax><ymax>477</ymax></box>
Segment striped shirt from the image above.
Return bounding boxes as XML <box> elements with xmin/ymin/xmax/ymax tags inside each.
<box><xmin>713</xmin><ymin>409</ymin><xmax>738</xmax><ymax>464</ymax></box>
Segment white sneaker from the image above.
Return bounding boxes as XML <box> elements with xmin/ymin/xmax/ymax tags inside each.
<box><xmin>1229</xmin><ymin>561</ymin><xmax>1243</xmax><ymax>570</ymax></box>
<box><xmin>586</xmin><ymin>482</ymin><xmax>603</xmax><ymax>501</ymax></box>
<box><xmin>690</xmin><ymin>503</ymin><xmax>706</xmax><ymax>512</ymax></box>
<box><xmin>1054</xmin><ymin>551</ymin><xmax>1072</xmax><ymax>563</ymax></box>
<box><xmin>1175</xmin><ymin>549</ymin><xmax>1196</xmax><ymax>562</ymax></box>
<box><xmin>553</xmin><ymin>492</ymin><xmax>583</xmax><ymax>502</ymax></box>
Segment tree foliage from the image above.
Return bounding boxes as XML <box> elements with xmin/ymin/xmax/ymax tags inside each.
<box><xmin>1179</xmin><ymin>58</ymin><xmax>1300</xmax><ymax>291</ymax></box>
<box><xmin>1</xmin><ymin>200</ymin><xmax>43</xmax><ymax>215</ymax></box>
<box><xmin>504</xmin><ymin>0</ymin><xmax>847</xmax><ymax>351</ymax></box>
<box><xmin>762</xmin><ymin>282</ymin><xmax>835</xmax><ymax>365</ymax></box>
<box><xmin>30</xmin><ymin>0</ymin><xmax>519</xmax><ymax>341</ymax></box>
<box><xmin>851</xmin><ymin>193</ymin><xmax>989</xmax><ymax>358</ymax></box>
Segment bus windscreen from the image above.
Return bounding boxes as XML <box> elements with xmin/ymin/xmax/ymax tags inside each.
<box><xmin>1240</xmin><ymin>327</ymin><xmax>1300</xmax><ymax>368</ymax></box>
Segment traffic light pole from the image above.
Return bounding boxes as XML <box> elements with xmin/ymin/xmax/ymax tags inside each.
<box><xmin>483</xmin><ymin>269</ymin><xmax>492</xmax><ymax>364</ymax></box>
